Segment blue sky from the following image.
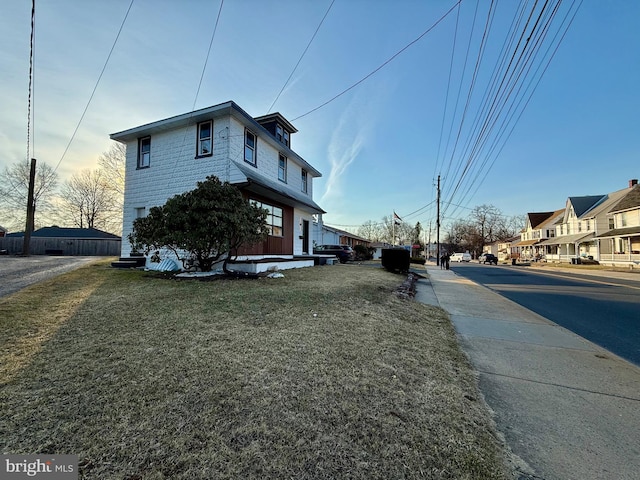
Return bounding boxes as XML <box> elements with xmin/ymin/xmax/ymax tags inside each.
<box><xmin>1</xmin><ymin>0</ymin><xmax>639</xmax><ymax>233</ymax></box>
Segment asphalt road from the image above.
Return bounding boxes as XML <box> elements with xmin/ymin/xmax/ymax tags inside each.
<box><xmin>0</xmin><ymin>256</ymin><xmax>103</xmax><ymax>298</ymax></box>
<box><xmin>449</xmin><ymin>262</ymin><xmax>640</xmax><ymax>366</ymax></box>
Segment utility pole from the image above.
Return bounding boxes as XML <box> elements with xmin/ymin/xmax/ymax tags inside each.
<box><xmin>23</xmin><ymin>158</ymin><xmax>37</xmax><ymax>256</ymax></box>
<box><xmin>436</xmin><ymin>174</ymin><xmax>440</xmax><ymax>266</ymax></box>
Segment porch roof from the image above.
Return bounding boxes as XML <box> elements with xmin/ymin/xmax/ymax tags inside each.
<box><xmin>595</xmin><ymin>225</ymin><xmax>640</xmax><ymax>239</ymax></box>
<box><xmin>515</xmin><ymin>239</ymin><xmax>540</xmax><ymax>246</ymax></box>
<box><xmin>538</xmin><ymin>232</ymin><xmax>594</xmax><ymax>246</ymax></box>
<box><xmin>234</xmin><ymin>161</ymin><xmax>325</xmax><ymax>214</ymax></box>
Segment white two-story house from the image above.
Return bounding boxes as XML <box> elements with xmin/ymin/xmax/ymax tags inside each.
<box><xmin>596</xmin><ymin>179</ymin><xmax>640</xmax><ymax>266</ymax></box>
<box><xmin>110</xmin><ymin>101</ymin><xmax>325</xmax><ymax>270</ymax></box>
<box><xmin>517</xmin><ymin>210</ymin><xmax>563</xmax><ymax>260</ymax></box>
<box><xmin>539</xmin><ymin>184</ymin><xmax>630</xmax><ymax>262</ymax></box>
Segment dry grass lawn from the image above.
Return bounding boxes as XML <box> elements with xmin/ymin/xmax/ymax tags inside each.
<box><xmin>1</xmin><ymin>260</ymin><xmax>508</xmax><ymax>479</ymax></box>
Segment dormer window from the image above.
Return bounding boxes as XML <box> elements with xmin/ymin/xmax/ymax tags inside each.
<box><xmin>275</xmin><ymin>123</ymin><xmax>290</xmax><ymax>147</ymax></box>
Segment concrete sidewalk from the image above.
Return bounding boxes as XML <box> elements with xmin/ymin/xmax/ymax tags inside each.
<box><xmin>414</xmin><ymin>263</ymin><xmax>640</xmax><ymax>480</ymax></box>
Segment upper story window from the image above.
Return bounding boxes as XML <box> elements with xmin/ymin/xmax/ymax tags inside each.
<box><xmin>138</xmin><ymin>137</ymin><xmax>150</xmax><ymax>169</ymax></box>
<box><xmin>278</xmin><ymin>154</ymin><xmax>287</xmax><ymax>182</ymax></box>
<box><xmin>609</xmin><ymin>217</ymin><xmax>615</xmax><ymax>229</ymax></box>
<box><xmin>621</xmin><ymin>212</ymin><xmax>628</xmax><ymax>227</ymax></box>
<box><xmin>301</xmin><ymin>169</ymin><xmax>308</xmax><ymax>193</ymax></box>
<box><xmin>549</xmin><ymin>230</ymin><xmax>555</xmax><ymax>238</ymax></box>
<box><xmin>245</xmin><ymin>130</ymin><xmax>256</xmax><ymax>165</ymax></box>
<box><xmin>586</xmin><ymin>220</ymin><xmax>591</xmax><ymax>231</ymax></box>
<box><xmin>284</xmin><ymin>130</ymin><xmax>290</xmax><ymax>147</ymax></box>
<box><xmin>197</xmin><ymin>120</ymin><xmax>213</xmax><ymax>157</ymax></box>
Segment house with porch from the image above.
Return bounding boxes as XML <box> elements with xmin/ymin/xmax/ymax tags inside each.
<box><xmin>539</xmin><ymin>183</ymin><xmax>631</xmax><ymax>263</ymax></box>
<box><xmin>110</xmin><ymin>101</ymin><xmax>325</xmax><ymax>272</ymax></box>
<box><xmin>516</xmin><ymin>210</ymin><xmax>563</xmax><ymax>261</ymax></box>
<box><xmin>596</xmin><ymin>179</ymin><xmax>640</xmax><ymax>267</ymax></box>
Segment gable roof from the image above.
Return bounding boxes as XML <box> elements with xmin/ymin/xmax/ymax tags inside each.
<box><xmin>7</xmin><ymin>227</ymin><xmax>121</xmax><ymax>239</ymax></box>
<box><xmin>608</xmin><ymin>184</ymin><xmax>640</xmax><ymax>213</ymax></box>
<box><xmin>568</xmin><ymin>195</ymin><xmax>606</xmax><ymax>217</ymax></box>
<box><xmin>579</xmin><ymin>188</ymin><xmax>629</xmax><ymax>219</ymax></box>
<box><xmin>527</xmin><ymin>211</ymin><xmax>556</xmax><ymax>229</ymax></box>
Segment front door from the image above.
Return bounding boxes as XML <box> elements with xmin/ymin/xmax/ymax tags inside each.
<box><xmin>302</xmin><ymin>220</ymin><xmax>310</xmax><ymax>254</ymax></box>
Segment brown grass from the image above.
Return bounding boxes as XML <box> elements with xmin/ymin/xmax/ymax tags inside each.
<box><xmin>1</xmin><ymin>261</ymin><xmax>507</xmax><ymax>479</ymax></box>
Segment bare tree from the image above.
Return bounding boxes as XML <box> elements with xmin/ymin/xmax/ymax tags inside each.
<box><xmin>58</xmin><ymin>169</ymin><xmax>120</xmax><ymax>232</ymax></box>
<box><xmin>357</xmin><ymin>219</ymin><xmax>382</xmax><ymax>242</ymax></box>
<box><xmin>0</xmin><ymin>160</ymin><xmax>58</xmax><ymax>231</ymax></box>
<box><xmin>98</xmin><ymin>142</ymin><xmax>126</xmax><ymax>197</ymax></box>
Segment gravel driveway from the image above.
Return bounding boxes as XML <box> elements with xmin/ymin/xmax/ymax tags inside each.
<box><xmin>0</xmin><ymin>256</ymin><xmax>105</xmax><ymax>298</ymax></box>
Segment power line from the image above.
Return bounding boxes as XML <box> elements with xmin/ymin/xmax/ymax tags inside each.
<box><xmin>53</xmin><ymin>0</ymin><xmax>134</xmax><ymax>174</ymax></box>
<box><xmin>291</xmin><ymin>0</ymin><xmax>462</xmax><ymax>122</ymax></box>
<box><xmin>191</xmin><ymin>0</ymin><xmax>224</xmax><ymax>111</ymax></box>
<box><xmin>266</xmin><ymin>0</ymin><xmax>335</xmax><ymax>114</ymax></box>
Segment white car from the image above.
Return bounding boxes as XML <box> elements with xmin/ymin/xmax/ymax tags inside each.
<box><xmin>450</xmin><ymin>252</ymin><xmax>472</xmax><ymax>262</ymax></box>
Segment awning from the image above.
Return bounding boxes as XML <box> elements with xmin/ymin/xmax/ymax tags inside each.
<box><xmin>538</xmin><ymin>232</ymin><xmax>595</xmax><ymax>246</ymax></box>
<box><xmin>596</xmin><ymin>226</ymin><xmax>640</xmax><ymax>239</ymax></box>
<box><xmin>515</xmin><ymin>239</ymin><xmax>540</xmax><ymax>246</ymax></box>
<box><xmin>233</xmin><ymin>161</ymin><xmax>326</xmax><ymax>214</ymax></box>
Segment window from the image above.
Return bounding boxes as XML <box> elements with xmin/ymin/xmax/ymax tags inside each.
<box><xmin>197</xmin><ymin>121</ymin><xmax>212</xmax><ymax>156</ymax></box>
<box><xmin>586</xmin><ymin>220</ymin><xmax>591</xmax><ymax>231</ymax></box>
<box><xmin>250</xmin><ymin>200</ymin><xmax>283</xmax><ymax>236</ymax></box>
<box><xmin>301</xmin><ymin>169</ymin><xmax>308</xmax><ymax>193</ymax></box>
<box><xmin>578</xmin><ymin>222</ymin><xmax>582</xmax><ymax>232</ymax></box>
<box><xmin>138</xmin><ymin>137</ymin><xmax>150</xmax><ymax>168</ymax></box>
<box><xmin>275</xmin><ymin>124</ymin><xmax>290</xmax><ymax>147</ymax></box>
<box><xmin>135</xmin><ymin>207</ymin><xmax>146</xmax><ymax>218</ymax></box>
<box><xmin>549</xmin><ymin>230</ymin><xmax>555</xmax><ymax>238</ymax></box>
<box><xmin>245</xmin><ymin>130</ymin><xmax>256</xmax><ymax>165</ymax></box>
<box><xmin>621</xmin><ymin>212</ymin><xmax>628</xmax><ymax>227</ymax></box>
<box><xmin>278</xmin><ymin>154</ymin><xmax>287</xmax><ymax>182</ymax></box>
<box><xmin>609</xmin><ymin>217</ymin><xmax>615</xmax><ymax>229</ymax></box>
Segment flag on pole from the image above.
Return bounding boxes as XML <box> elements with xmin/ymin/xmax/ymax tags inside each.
<box><xmin>393</xmin><ymin>211</ymin><xmax>402</xmax><ymax>225</ymax></box>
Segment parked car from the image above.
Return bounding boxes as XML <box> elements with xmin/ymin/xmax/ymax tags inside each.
<box><xmin>313</xmin><ymin>244</ymin><xmax>354</xmax><ymax>263</ymax></box>
<box><xmin>450</xmin><ymin>252</ymin><xmax>472</xmax><ymax>262</ymax></box>
<box><xmin>478</xmin><ymin>253</ymin><xmax>498</xmax><ymax>265</ymax></box>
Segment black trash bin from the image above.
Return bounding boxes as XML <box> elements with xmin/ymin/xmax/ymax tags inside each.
<box><xmin>512</xmin><ymin>258</ymin><xmax>516</xmax><ymax>266</ymax></box>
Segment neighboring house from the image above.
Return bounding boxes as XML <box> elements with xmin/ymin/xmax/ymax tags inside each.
<box><xmin>497</xmin><ymin>235</ymin><xmax>520</xmax><ymax>261</ymax></box>
<box><xmin>539</xmin><ymin>182</ymin><xmax>631</xmax><ymax>262</ymax></box>
<box><xmin>110</xmin><ymin>101</ymin><xmax>325</xmax><ymax>271</ymax></box>
<box><xmin>370</xmin><ymin>242</ymin><xmax>395</xmax><ymax>260</ymax></box>
<box><xmin>517</xmin><ymin>210</ymin><xmax>563</xmax><ymax>260</ymax></box>
<box><xmin>596</xmin><ymin>179</ymin><xmax>640</xmax><ymax>267</ymax></box>
<box><xmin>482</xmin><ymin>241</ymin><xmax>499</xmax><ymax>257</ymax></box>
<box><xmin>313</xmin><ymin>222</ymin><xmax>370</xmax><ymax>249</ymax></box>
<box><xmin>1</xmin><ymin>226</ymin><xmax>121</xmax><ymax>255</ymax></box>
<box><xmin>0</xmin><ymin>225</ymin><xmax>6</xmax><ymax>237</ymax></box>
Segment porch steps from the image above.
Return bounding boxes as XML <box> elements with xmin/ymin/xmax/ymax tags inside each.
<box><xmin>111</xmin><ymin>256</ymin><xmax>147</xmax><ymax>269</ymax></box>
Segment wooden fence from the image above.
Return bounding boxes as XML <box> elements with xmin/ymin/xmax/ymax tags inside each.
<box><xmin>0</xmin><ymin>237</ymin><xmax>121</xmax><ymax>256</ymax></box>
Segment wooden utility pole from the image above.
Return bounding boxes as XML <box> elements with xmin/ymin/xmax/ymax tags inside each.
<box><xmin>22</xmin><ymin>158</ymin><xmax>37</xmax><ymax>256</ymax></box>
<box><xmin>436</xmin><ymin>174</ymin><xmax>440</xmax><ymax>266</ymax></box>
